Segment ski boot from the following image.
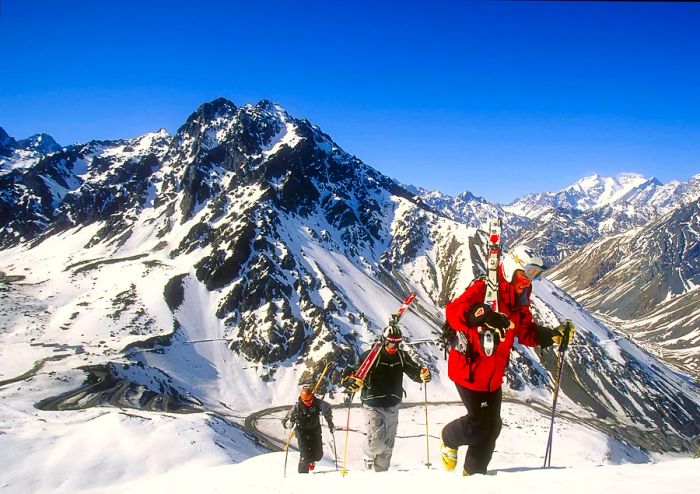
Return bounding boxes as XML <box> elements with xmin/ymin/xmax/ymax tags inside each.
<box><xmin>363</xmin><ymin>455</ymin><xmax>374</xmax><ymax>471</ymax></box>
<box><xmin>440</xmin><ymin>442</ymin><xmax>458</xmax><ymax>471</ymax></box>
<box><xmin>308</xmin><ymin>462</ymin><xmax>315</xmax><ymax>471</ymax></box>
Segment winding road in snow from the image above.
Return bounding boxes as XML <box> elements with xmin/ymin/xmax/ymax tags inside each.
<box><xmin>2</xmin><ymin>354</ymin><xmax>691</xmax><ymax>455</ymax></box>
<box><xmin>0</xmin><ymin>354</ymin><xmax>70</xmax><ymax>389</ymax></box>
<box><xmin>242</xmin><ymin>397</ymin><xmax>692</xmax><ymax>455</ymax></box>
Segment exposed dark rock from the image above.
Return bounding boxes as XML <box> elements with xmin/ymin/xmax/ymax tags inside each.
<box><xmin>164</xmin><ymin>274</ymin><xmax>187</xmax><ymax>312</ymax></box>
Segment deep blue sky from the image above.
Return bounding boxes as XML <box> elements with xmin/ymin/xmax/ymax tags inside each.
<box><xmin>1</xmin><ymin>1</ymin><xmax>699</xmax><ymax>203</ymax></box>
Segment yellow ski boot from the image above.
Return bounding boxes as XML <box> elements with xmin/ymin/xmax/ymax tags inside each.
<box><xmin>440</xmin><ymin>442</ymin><xmax>458</xmax><ymax>471</ymax></box>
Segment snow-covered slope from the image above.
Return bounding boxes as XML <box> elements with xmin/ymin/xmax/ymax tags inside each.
<box><xmin>2</xmin><ymin>392</ymin><xmax>697</xmax><ymax>493</ymax></box>
<box><xmin>91</xmin><ymin>455</ymin><xmax>700</xmax><ymax>494</ymax></box>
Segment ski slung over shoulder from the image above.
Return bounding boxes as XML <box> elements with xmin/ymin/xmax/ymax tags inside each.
<box><xmin>394</xmin><ymin>291</ymin><xmax>417</xmax><ymax>319</ymax></box>
<box><xmin>480</xmin><ymin>217</ymin><xmax>503</xmax><ymax>356</ymax></box>
<box><xmin>483</xmin><ymin>217</ymin><xmax>502</xmax><ymax>308</ymax></box>
<box><xmin>355</xmin><ymin>342</ymin><xmax>382</xmax><ymax>380</ymax></box>
<box><xmin>454</xmin><ymin>218</ymin><xmax>503</xmax><ymax>356</ymax></box>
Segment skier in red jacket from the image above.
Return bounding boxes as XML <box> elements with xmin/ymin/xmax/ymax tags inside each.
<box><xmin>440</xmin><ymin>245</ymin><xmax>575</xmax><ymax>476</ymax></box>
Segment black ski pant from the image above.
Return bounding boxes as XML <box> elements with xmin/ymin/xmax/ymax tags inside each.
<box><xmin>441</xmin><ymin>385</ymin><xmax>503</xmax><ymax>475</ymax></box>
<box><xmin>296</xmin><ymin>426</ymin><xmax>324</xmax><ymax>473</ymax></box>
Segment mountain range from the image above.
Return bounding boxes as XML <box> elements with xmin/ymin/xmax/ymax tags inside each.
<box><xmin>0</xmin><ymin>99</ymin><xmax>698</xmax><ymax>456</ymax></box>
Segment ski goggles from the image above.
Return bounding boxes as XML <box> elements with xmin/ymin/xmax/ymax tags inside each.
<box><xmin>519</xmin><ymin>263</ymin><xmax>544</xmax><ymax>281</ymax></box>
<box><xmin>384</xmin><ymin>337</ymin><xmax>402</xmax><ymax>349</ymax></box>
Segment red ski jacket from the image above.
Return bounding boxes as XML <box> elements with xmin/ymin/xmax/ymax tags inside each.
<box><xmin>445</xmin><ymin>266</ymin><xmax>542</xmax><ymax>392</ymax></box>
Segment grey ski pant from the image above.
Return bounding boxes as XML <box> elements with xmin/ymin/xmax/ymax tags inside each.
<box><xmin>362</xmin><ymin>403</ymin><xmax>400</xmax><ymax>472</ymax></box>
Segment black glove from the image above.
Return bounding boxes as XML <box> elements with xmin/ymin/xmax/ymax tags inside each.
<box><xmin>483</xmin><ymin>311</ymin><xmax>512</xmax><ymax>341</ymax></box>
<box><xmin>466</xmin><ymin>303</ymin><xmax>492</xmax><ymax>326</ymax></box>
<box><xmin>467</xmin><ymin>304</ymin><xmax>511</xmax><ymax>340</ymax></box>
<box><xmin>328</xmin><ymin>423</ymin><xmax>335</xmax><ymax>433</ymax></box>
<box><xmin>483</xmin><ymin>311</ymin><xmax>511</xmax><ymax>332</ymax></box>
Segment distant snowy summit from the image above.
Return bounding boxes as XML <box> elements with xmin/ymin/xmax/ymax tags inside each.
<box><xmin>506</xmin><ymin>172</ymin><xmax>657</xmax><ymax>218</ymax></box>
<box><xmin>0</xmin><ymin>126</ymin><xmax>62</xmax><ymax>173</ymax></box>
<box><xmin>415</xmin><ymin>170</ymin><xmax>699</xmax><ymax>263</ymax></box>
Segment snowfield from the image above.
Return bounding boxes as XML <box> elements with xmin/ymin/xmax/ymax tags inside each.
<box><xmin>1</xmin><ymin>391</ymin><xmax>697</xmax><ymax>493</ymax></box>
<box><xmin>0</xmin><ymin>342</ymin><xmax>696</xmax><ymax>494</ymax></box>
<box><xmin>98</xmin><ymin>455</ymin><xmax>700</xmax><ymax>494</ymax></box>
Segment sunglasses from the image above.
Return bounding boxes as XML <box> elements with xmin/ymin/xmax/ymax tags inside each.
<box><xmin>302</xmin><ymin>397</ymin><xmax>314</xmax><ymax>405</ymax></box>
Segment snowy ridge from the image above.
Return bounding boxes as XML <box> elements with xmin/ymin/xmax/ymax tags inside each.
<box><xmin>408</xmin><ymin>186</ymin><xmax>531</xmax><ymax>245</ymax></box>
<box><xmin>416</xmin><ymin>171</ymin><xmax>700</xmax><ymax>269</ymax></box>
<box><xmin>504</xmin><ymin>173</ymin><xmax>650</xmax><ymax>218</ymax></box>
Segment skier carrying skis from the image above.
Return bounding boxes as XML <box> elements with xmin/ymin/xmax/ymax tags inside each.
<box><xmin>282</xmin><ymin>387</ymin><xmax>335</xmax><ymax>473</ymax></box>
<box><xmin>441</xmin><ymin>244</ymin><xmax>575</xmax><ymax>476</ymax></box>
<box><xmin>344</xmin><ymin>323</ymin><xmax>431</xmax><ymax>472</ymax></box>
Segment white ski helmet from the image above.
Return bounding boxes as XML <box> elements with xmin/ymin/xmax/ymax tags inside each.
<box><xmin>502</xmin><ymin>245</ymin><xmax>547</xmax><ymax>283</ymax></box>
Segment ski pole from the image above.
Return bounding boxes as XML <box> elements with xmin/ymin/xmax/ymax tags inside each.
<box><xmin>283</xmin><ymin>361</ymin><xmax>331</xmax><ymax>477</ymax></box>
<box><xmin>283</xmin><ymin>429</ymin><xmax>295</xmax><ymax>478</ymax></box>
<box><xmin>423</xmin><ymin>383</ymin><xmax>431</xmax><ymax>468</ymax></box>
<box><xmin>331</xmin><ymin>430</ymin><xmax>338</xmax><ymax>470</ymax></box>
<box><xmin>543</xmin><ymin>320</ymin><xmax>572</xmax><ymax>468</ymax></box>
<box><xmin>340</xmin><ymin>393</ymin><xmax>353</xmax><ymax>476</ymax></box>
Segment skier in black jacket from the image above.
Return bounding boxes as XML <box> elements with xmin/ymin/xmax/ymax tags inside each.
<box><xmin>283</xmin><ymin>387</ymin><xmax>335</xmax><ymax>473</ymax></box>
<box><xmin>345</xmin><ymin>324</ymin><xmax>431</xmax><ymax>471</ymax></box>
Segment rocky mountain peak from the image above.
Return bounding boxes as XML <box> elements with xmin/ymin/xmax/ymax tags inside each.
<box><xmin>0</xmin><ymin>126</ymin><xmax>17</xmax><ymax>147</ymax></box>
<box><xmin>253</xmin><ymin>99</ymin><xmax>283</xmax><ymax>113</ymax></box>
<box><xmin>16</xmin><ymin>133</ymin><xmax>61</xmax><ymax>154</ymax></box>
<box><xmin>0</xmin><ymin>127</ymin><xmax>18</xmax><ymax>157</ymax></box>
<box><xmin>185</xmin><ymin>97</ymin><xmax>238</xmax><ymax>125</ymax></box>
<box><xmin>167</xmin><ymin>98</ymin><xmax>240</xmax><ymax>162</ymax></box>
<box><xmin>456</xmin><ymin>190</ymin><xmax>487</xmax><ymax>204</ymax></box>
